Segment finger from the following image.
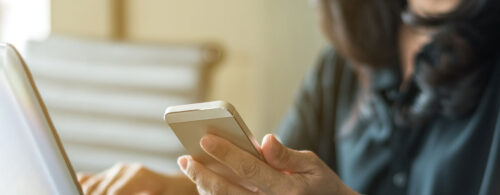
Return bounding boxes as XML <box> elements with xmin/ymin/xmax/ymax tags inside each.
<box><xmin>92</xmin><ymin>163</ymin><xmax>127</xmax><ymax>195</ymax></box>
<box><xmin>178</xmin><ymin>155</ymin><xmax>257</xmax><ymax>195</ymax></box>
<box><xmin>77</xmin><ymin>172</ymin><xmax>93</xmax><ymax>184</ymax></box>
<box><xmin>261</xmin><ymin>134</ymin><xmax>321</xmax><ymax>173</ymax></box>
<box><xmin>81</xmin><ymin>173</ymin><xmax>105</xmax><ymax>195</ymax></box>
<box><xmin>107</xmin><ymin>164</ymin><xmax>160</xmax><ymax>195</ymax></box>
<box><xmin>200</xmin><ymin>135</ymin><xmax>287</xmax><ymax>193</ymax></box>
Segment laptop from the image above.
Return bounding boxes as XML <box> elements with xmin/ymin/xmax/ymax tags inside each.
<box><xmin>0</xmin><ymin>43</ymin><xmax>82</xmax><ymax>194</ymax></box>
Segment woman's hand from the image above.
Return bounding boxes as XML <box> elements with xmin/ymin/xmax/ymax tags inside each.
<box><xmin>78</xmin><ymin>163</ymin><xmax>197</xmax><ymax>195</ymax></box>
<box><xmin>178</xmin><ymin>134</ymin><xmax>359</xmax><ymax>195</ymax></box>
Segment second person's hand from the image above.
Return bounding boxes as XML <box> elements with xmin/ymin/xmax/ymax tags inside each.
<box><xmin>78</xmin><ymin>163</ymin><xmax>197</xmax><ymax>195</ymax></box>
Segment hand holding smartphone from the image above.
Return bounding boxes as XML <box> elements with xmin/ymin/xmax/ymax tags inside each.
<box><xmin>164</xmin><ymin>101</ymin><xmax>263</xmax><ymax>190</ymax></box>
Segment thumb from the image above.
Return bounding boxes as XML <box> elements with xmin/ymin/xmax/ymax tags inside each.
<box><xmin>261</xmin><ymin>134</ymin><xmax>320</xmax><ymax>173</ymax></box>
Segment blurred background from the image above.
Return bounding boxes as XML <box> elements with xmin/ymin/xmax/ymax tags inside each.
<box><xmin>0</xmin><ymin>0</ymin><xmax>326</xmax><ymax>173</ymax></box>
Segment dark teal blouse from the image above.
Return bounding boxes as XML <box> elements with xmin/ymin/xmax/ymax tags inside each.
<box><xmin>277</xmin><ymin>48</ymin><xmax>500</xmax><ymax>194</ymax></box>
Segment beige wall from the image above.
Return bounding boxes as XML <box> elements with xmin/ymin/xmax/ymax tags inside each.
<box><xmin>51</xmin><ymin>0</ymin><xmax>326</xmax><ymax>140</ymax></box>
<box><xmin>51</xmin><ymin>0</ymin><xmax>116</xmax><ymax>38</ymax></box>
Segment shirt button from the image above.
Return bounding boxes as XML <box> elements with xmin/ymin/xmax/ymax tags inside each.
<box><xmin>393</xmin><ymin>172</ymin><xmax>407</xmax><ymax>188</ymax></box>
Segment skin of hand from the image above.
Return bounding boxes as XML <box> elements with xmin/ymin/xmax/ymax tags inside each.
<box><xmin>78</xmin><ymin>163</ymin><xmax>197</xmax><ymax>195</ymax></box>
<box><xmin>178</xmin><ymin>134</ymin><xmax>360</xmax><ymax>195</ymax></box>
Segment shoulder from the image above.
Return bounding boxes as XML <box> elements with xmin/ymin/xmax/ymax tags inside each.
<box><xmin>296</xmin><ymin>46</ymin><xmax>358</xmax><ymax>132</ymax></box>
<box><xmin>277</xmin><ymin>47</ymin><xmax>357</xmax><ymax>154</ymax></box>
<box><xmin>303</xmin><ymin>47</ymin><xmax>354</xmax><ymax>93</ymax></box>
<box><xmin>312</xmin><ymin>47</ymin><xmax>348</xmax><ymax>77</ymax></box>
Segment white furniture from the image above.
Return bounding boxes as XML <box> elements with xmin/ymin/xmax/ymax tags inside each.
<box><xmin>24</xmin><ymin>36</ymin><xmax>221</xmax><ymax>173</ymax></box>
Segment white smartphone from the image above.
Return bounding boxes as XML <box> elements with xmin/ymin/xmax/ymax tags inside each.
<box><xmin>164</xmin><ymin>101</ymin><xmax>262</xmax><ymax>189</ymax></box>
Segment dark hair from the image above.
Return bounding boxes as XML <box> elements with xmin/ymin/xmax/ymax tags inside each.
<box><xmin>327</xmin><ymin>0</ymin><xmax>500</xmax><ymax>128</ymax></box>
<box><xmin>321</xmin><ymin>0</ymin><xmax>403</xmax><ymax>66</ymax></box>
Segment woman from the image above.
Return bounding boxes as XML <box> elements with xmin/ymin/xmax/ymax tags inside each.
<box><xmin>79</xmin><ymin>0</ymin><xmax>500</xmax><ymax>194</ymax></box>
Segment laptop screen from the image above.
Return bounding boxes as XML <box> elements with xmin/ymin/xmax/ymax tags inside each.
<box><xmin>0</xmin><ymin>44</ymin><xmax>82</xmax><ymax>195</ymax></box>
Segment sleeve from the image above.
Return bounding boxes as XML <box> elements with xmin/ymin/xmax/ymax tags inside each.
<box><xmin>479</xmin><ymin>100</ymin><xmax>500</xmax><ymax>194</ymax></box>
<box><xmin>275</xmin><ymin>47</ymin><xmax>346</xmax><ymax>154</ymax></box>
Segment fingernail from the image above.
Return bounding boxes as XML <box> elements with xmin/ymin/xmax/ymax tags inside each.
<box><xmin>200</xmin><ymin>136</ymin><xmax>216</xmax><ymax>153</ymax></box>
<box><xmin>262</xmin><ymin>134</ymin><xmax>272</xmax><ymax>145</ymax></box>
<box><xmin>177</xmin><ymin>156</ymin><xmax>188</xmax><ymax>171</ymax></box>
<box><xmin>270</xmin><ymin>135</ymin><xmax>283</xmax><ymax>155</ymax></box>
<box><xmin>271</xmin><ymin>134</ymin><xmax>282</xmax><ymax>144</ymax></box>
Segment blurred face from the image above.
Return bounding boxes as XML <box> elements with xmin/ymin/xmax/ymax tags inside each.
<box><xmin>400</xmin><ymin>0</ymin><xmax>462</xmax><ymax>80</ymax></box>
<box><xmin>310</xmin><ymin>0</ymin><xmax>464</xmax><ymax>71</ymax></box>
<box><xmin>311</xmin><ymin>0</ymin><xmax>462</xmax><ymax>44</ymax></box>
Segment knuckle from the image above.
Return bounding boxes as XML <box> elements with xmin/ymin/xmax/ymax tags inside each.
<box><xmin>107</xmin><ymin>163</ymin><xmax>127</xmax><ymax>175</ymax></box>
<box><xmin>77</xmin><ymin>173</ymin><xmax>90</xmax><ymax>183</ymax></box>
<box><xmin>212</xmin><ymin>144</ymin><xmax>229</xmax><ymax>160</ymax></box>
<box><xmin>302</xmin><ymin>150</ymin><xmax>319</xmax><ymax>163</ymax></box>
<box><xmin>187</xmin><ymin>163</ymin><xmax>201</xmax><ymax>182</ymax></box>
<box><xmin>302</xmin><ymin>150</ymin><xmax>316</xmax><ymax>157</ymax></box>
<box><xmin>131</xmin><ymin>163</ymin><xmax>145</xmax><ymax>170</ymax></box>
<box><xmin>113</xmin><ymin>162</ymin><xmax>126</xmax><ymax>169</ymax></box>
<box><xmin>130</xmin><ymin>163</ymin><xmax>146</xmax><ymax>175</ymax></box>
<box><xmin>239</xmin><ymin>159</ymin><xmax>259</xmax><ymax>179</ymax></box>
<box><xmin>304</xmin><ymin>152</ymin><xmax>326</xmax><ymax>170</ymax></box>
